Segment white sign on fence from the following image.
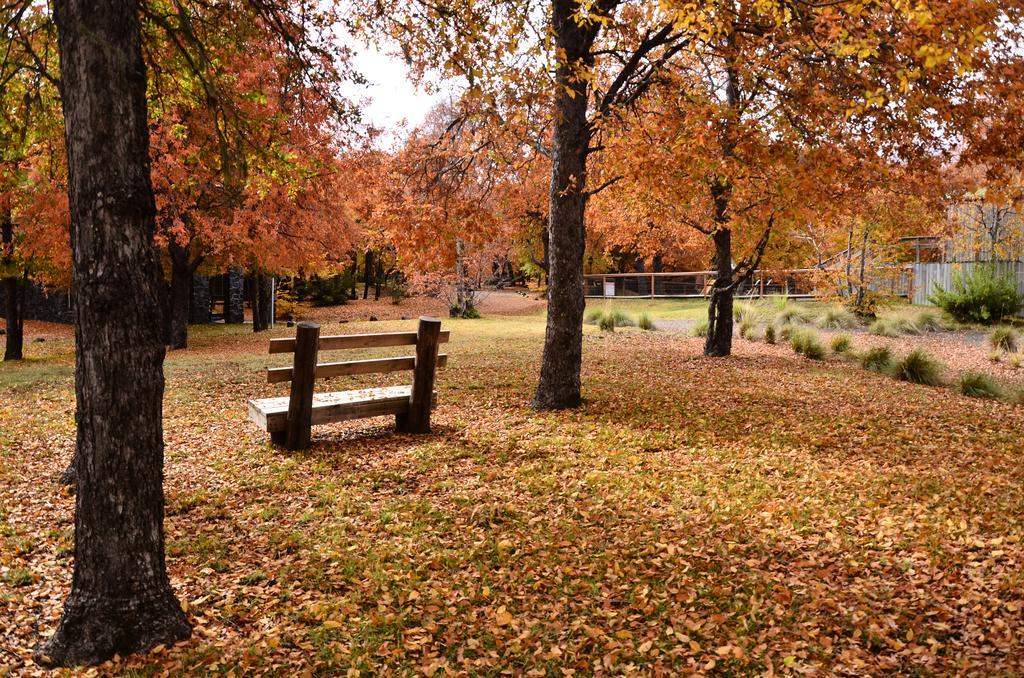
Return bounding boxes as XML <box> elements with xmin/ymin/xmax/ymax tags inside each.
<box><xmin>603</xmin><ymin>280</ymin><xmax>616</xmax><ymax>297</ymax></box>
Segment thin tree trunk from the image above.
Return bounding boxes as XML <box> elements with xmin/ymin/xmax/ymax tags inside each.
<box><xmin>845</xmin><ymin>225</ymin><xmax>854</xmax><ymax>297</ymax></box>
<box><xmin>2</xmin><ymin>275</ymin><xmax>25</xmax><ymax>361</ymax></box>
<box><xmin>453</xmin><ymin>237</ymin><xmax>469</xmax><ymax>316</ymax></box>
<box><xmin>251</xmin><ymin>272</ymin><xmax>272</xmax><ymax>332</ymax></box>
<box><xmin>705</xmin><ymin>228</ymin><xmax>734</xmax><ymax>357</ymax></box>
<box><xmin>166</xmin><ymin>242</ymin><xmax>191</xmax><ymax>350</ymax></box>
<box><xmin>2</xmin><ymin>212</ymin><xmax>25</xmax><ymax>361</ymax></box>
<box><xmin>346</xmin><ymin>255</ymin><xmax>358</xmax><ymax>299</ymax></box>
<box><xmin>362</xmin><ymin>249</ymin><xmax>373</xmax><ymax>299</ymax></box>
<box><xmin>39</xmin><ymin>0</ymin><xmax>191</xmax><ymax>665</ymax></box>
<box><xmin>256</xmin><ymin>274</ymin><xmax>272</xmax><ymax>331</ymax></box>
<box><xmin>855</xmin><ymin>222</ymin><xmax>870</xmax><ymax>309</ymax></box>
<box><xmin>374</xmin><ymin>256</ymin><xmax>384</xmax><ymax>300</ymax></box>
<box><xmin>532</xmin><ymin>0</ymin><xmax>593</xmax><ymax>410</ymax></box>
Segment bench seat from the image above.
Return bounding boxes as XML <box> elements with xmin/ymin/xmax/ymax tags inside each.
<box><xmin>247</xmin><ymin>385</ymin><xmax>436</xmax><ymax>432</ymax></box>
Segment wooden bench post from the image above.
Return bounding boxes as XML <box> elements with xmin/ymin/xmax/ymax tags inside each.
<box><xmin>285</xmin><ymin>321</ymin><xmax>320</xmax><ymax>450</ymax></box>
<box><xmin>398</xmin><ymin>316</ymin><xmax>441</xmax><ymax>433</ymax></box>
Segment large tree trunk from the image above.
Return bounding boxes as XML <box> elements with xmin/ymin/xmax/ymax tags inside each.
<box><xmin>704</xmin><ymin>228</ymin><xmax>734</xmax><ymax>357</ymax></box>
<box><xmin>166</xmin><ymin>241</ymin><xmax>191</xmax><ymax>350</ymax></box>
<box><xmin>2</xmin><ymin>212</ymin><xmax>25</xmax><ymax>361</ymax></box>
<box><xmin>39</xmin><ymin>0</ymin><xmax>191</xmax><ymax>666</ymax></box>
<box><xmin>532</xmin><ymin>0</ymin><xmax>593</xmax><ymax>410</ymax></box>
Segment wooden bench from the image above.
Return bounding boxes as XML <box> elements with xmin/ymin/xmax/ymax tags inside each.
<box><xmin>247</xmin><ymin>316</ymin><xmax>449</xmax><ymax>450</ymax></box>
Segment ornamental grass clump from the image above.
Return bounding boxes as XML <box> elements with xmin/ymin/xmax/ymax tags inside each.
<box><xmin>637</xmin><ymin>313</ymin><xmax>654</xmax><ymax>331</ymax></box>
<box><xmin>830</xmin><ymin>334</ymin><xmax>853</xmax><ymax>355</ymax></box>
<box><xmin>817</xmin><ymin>306</ymin><xmax>857</xmax><ymax>330</ymax></box>
<box><xmin>609</xmin><ymin>309</ymin><xmax>634</xmax><ymax>327</ymax></box>
<box><xmin>892</xmin><ymin>349</ymin><xmax>944</xmax><ymax>386</ymax></box>
<box><xmin>958</xmin><ymin>372</ymin><xmax>1005</xmax><ymax>400</ymax></box>
<box><xmin>990</xmin><ymin>326</ymin><xmax>1019</xmax><ymax>353</ymax></box>
<box><xmin>860</xmin><ymin>346</ymin><xmax>893</xmax><ymax>373</ymax></box>
<box><xmin>869</xmin><ymin>318</ymin><xmax>901</xmax><ymax>338</ymax></box>
<box><xmin>790</xmin><ymin>329</ymin><xmax>825</xmax><ymax>359</ymax></box>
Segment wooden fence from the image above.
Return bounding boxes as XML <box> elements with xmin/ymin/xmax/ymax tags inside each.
<box><xmin>910</xmin><ymin>262</ymin><xmax>1024</xmax><ymax>314</ymax></box>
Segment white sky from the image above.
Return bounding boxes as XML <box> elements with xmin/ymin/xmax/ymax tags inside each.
<box><xmin>348</xmin><ymin>44</ymin><xmax>448</xmax><ymax>148</ymax></box>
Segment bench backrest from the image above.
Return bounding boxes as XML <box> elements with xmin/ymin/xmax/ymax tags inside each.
<box><xmin>266</xmin><ymin>330</ymin><xmax>450</xmax><ymax>384</ymax></box>
<box><xmin>273</xmin><ymin>317</ymin><xmax>448</xmax><ymax>449</ymax></box>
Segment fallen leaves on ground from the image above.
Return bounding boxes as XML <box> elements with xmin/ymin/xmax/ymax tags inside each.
<box><xmin>1</xmin><ymin>305</ymin><xmax>1023</xmax><ymax>676</ymax></box>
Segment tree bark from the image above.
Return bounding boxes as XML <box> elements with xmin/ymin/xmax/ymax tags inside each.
<box><xmin>38</xmin><ymin>0</ymin><xmax>191</xmax><ymax>666</ymax></box>
<box><xmin>253</xmin><ymin>273</ymin><xmax>272</xmax><ymax>331</ymax></box>
<box><xmin>374</xmin><ymin>256</ymin><xmax>384</xmax><ymax>300</ymax></box>
<box><xmin>532</xmin><ymin>0</ymin><xmax>595</xmax><ymax>410</ymax></box>
<box><xmin>362</xmin><ymin>249</ymin><xmax>373</xmax><ymax>299</ymax></box>
<box><xmin>166</xmin><ymin>241</ymin><xmax>191</xmax><ymax>350</ymax></box>
<box><xmin>703</xmin><ymin>28</ymin><xmax>738</xmax><ymax>358</ymax></box>
<box><xmin>2</xmin><ymin>213</ymin><xmax>25</xmax><ymax>361</ymax></box>
<box><xmin>704</xmin><ymin>228</ymin><xmax>734</xmax><ymax>357</ymax></box>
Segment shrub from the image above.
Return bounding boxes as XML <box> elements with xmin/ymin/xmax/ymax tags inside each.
<box><xmin>817</xmin><ymin>306</ymin><xmax>857</xmax><ymax>330</ymax></box>
<box><xmin>1010</xmin><ymin>388</ymin><xmax>1024</xmax><ymax>405</ymax></box>
<box><xmin>1009</xmin><ymin>353</ymin><xmax>1022</xmax><ymax>369</ymax></box>
<box><xmin>584</xmin><ymin>309</ymin><xmax>605</xmax><ymax>325</ymax></box>
<box><xmin>691</xmin><ymin>319</ymin><xmax>709</xmax><ymax>337</ymax></box>
<box><xmin>598</xmin><ymin>314</ymin><xmax>615</xmax><ymax>332</ymax></box>
<box><xmin>274</xmin><ymin>290</ymin><xmax>299</xmax><ymax>322</ymax></box>
<box><xmin>637</xmin><ymin>313</ymin><xmax>655</xmax><ymax>331</ymax></box>
<box><xmin>929</xmin><ymin>265</ymin><xmax>1022</xmax><ymax>324</ymax></box>
<box><xmin>989</xmin><ymin>350</ymin><xmax>1003</xmax><ymax>364</ymax></box>
<box><xmin>990</xmin><ymin>326</ymin><xmax>1019</xmax><ymax>353</ymax></box>
<box><xmin>958</xmin><ymin>372</ymin><xmax>1005</xmax><ymax>400</ymax></box>
<box><xmin>843</xmin><ymin>289</ymin><xmax>888</xmax><ymax>319</ymax></box>
<box><xmin>384</xmin><ymin>281</ymin><xmax>408</xmax><ymax>305</ymax></box>
<box><xmin>609</xmin><ymin>309</ymin><xmax>634</xmax><ymax>327</ymax></box>
<box><xmin>830</xmin><ymin>334</ymin><xmax>853</xmax><ymax>354</ymax></box>
<box><xmin>790</xmin><ymin>329</ymin><xmax>825</xmax><ymax>359</ymax></box>
<box><xmin>764</xmin><ymin>324</ymin><xmax>777</xmax><ymax>344</ymax></box>
<box><xmin>739</xmin><ymin>319</ymin><xmax>757</xmax><ymax>340</ymax></box>
<box><xmin>304</xmin><ymin>274</ymin><xmax>353</xmax><ymax>306</ymax></box>
<box><xmin>860</xmin><ymin>346</ymin><xmax>893</xmax><ymax>373</ymax></box>
<box><xmin>892</xmin><ymin>349</ymin><xmax>944</xmax><ymax>386</ymax></box>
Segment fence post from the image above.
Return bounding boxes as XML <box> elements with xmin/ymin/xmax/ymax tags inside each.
<box><xmin>399</xmin><ymin>316</ymin><xmax>441</xmax><ymax>434</ymax></box>
<box><xmin>285</xmin><ymin>321</ymin><xmax>319</xmax><ymax>450</ymax></box>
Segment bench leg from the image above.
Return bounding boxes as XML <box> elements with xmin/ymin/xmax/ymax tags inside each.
<box><xmin>395</xmin><ymin>412</ymin><xmax>409</xmax><ymax>432</ymax></box>
<box><xmin>270</xmin><ymin>430</ymin><xmax>287</xmax><ymax>446</ymax></box>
